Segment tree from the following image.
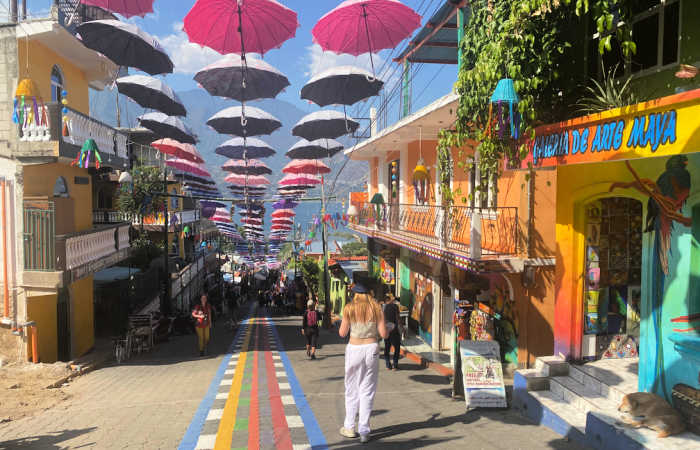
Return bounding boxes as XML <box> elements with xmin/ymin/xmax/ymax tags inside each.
<box><xmin>300</xmin><ymin>256</ymin><xmax>324</xmax><ymax>304</ymax></box>
<box><xmin>117</xmin><ymin>164</ymin><xmax>166</xmax><ymax>223</ymax></box>
<box><xmin>341</xmin><ymin>241</ymin><xmax>368</xmax><ymax>256</ymax></box>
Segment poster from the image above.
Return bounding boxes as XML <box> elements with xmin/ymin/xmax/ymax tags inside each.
<box><xmin>379</xmin><ymin>257</ymin><xmax>395</xmax><ymax>284</ymax></box>
<box><xmin>460</xmin><ymin>340</ymin><xmax>507</xmax><ymax>408</ymax></box>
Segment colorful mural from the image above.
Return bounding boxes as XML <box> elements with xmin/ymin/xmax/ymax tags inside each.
<box><xmin>410</xmin><ymin>272</ymin><xmax>433</xmax><ymax>344</ymax></box>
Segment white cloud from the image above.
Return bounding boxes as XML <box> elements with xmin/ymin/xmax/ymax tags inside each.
<box><xmin>157</xmin><ymin>22</ymin><xmax>221</xmax><ymax>75</ymax></box>
<box><xmin>305</xmin><ymin>44</ymin><xmax>400</xmax><ymax>90</ymax></box>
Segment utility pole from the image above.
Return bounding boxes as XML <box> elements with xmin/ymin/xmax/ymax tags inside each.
<box><xmin>162</xmin><ymin>169</ymin><xmax>170</xmax><ymax>315</ymax></box>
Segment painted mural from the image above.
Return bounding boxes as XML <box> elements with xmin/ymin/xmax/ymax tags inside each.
<box><xmin>410</xmin><ymin>272</ymin><xmax>433</xmax><ymax>344</ymax></box>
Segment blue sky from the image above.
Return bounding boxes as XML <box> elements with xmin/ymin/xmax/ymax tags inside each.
<box><xmin>5</xmin><ymin>0</ymin><xmax>457</xmax><ymax>123</ymax></box>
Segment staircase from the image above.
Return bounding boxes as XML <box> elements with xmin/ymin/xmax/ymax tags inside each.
<box><xmin>513</xmin><ymin>356</ymin><xmax>700</xmax><ymax>450</ymax></box>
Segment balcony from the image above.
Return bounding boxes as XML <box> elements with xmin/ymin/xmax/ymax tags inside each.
<box><xmin>23</xmin><ymin>200</ymin><xmax>131</xmax><ymax>288</ymax></box>
<box><xmin>350</xmin><ymin>202</ymin><xmax>520</xmax><ymax>270</ymax></box>
<box><xmin>93</xmin><ymin>210</ymin><xmax>201</xmax><ymax>230</ymax></box>
<box><xmin>55</xmin><ymin>0</ymin><xmax>117</xmax><ymax>32</ymax></box>
<box><xmin>15</xmin><ymin>104</ymin><xmax>129</xmax><ymax>169</ymax></box>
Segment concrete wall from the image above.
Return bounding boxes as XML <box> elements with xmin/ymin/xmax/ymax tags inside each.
<box><xmin>70</xmin><ymin>275</ymin><xmax>94</xmax><ymax>358</ymax></box>
<box><xmin>25</xmin><ymin>293</ymin><xmax>57</xmax><ymax>362</ymax></box>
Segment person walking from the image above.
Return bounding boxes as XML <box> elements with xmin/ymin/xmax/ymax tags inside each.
<box><xmin>302</xmin><ymin>299</ymin><xmax>321</xmax><ymax>359</ymax></box>
<box><xmin>383</xmin><ymin>293</ymin><xmax>403</xmax><ymax>370</ymax></box>
<box><xmin>192</xmin><ymin>294</ymin><xmax>212</xmax><ymax>356</ymax></box>
<box><xmin>337</xmin><ymin>283</ymin><xmax>388</xmax><ymax>444</ymax></box>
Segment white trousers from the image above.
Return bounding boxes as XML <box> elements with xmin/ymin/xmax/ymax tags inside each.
<box><xmin>344</xmin><ymin>342</ymin><xmax>379</xmax><ymax>435</ymax></box>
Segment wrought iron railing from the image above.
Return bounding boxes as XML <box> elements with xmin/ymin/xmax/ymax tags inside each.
<box><xmin>351</xmin><ymin>202</ymin><xmax>519</xmax><ymax>257</ymax></box>
<box><xmin>55</xmin><ymin>0</ymin><xmax>117</xmax><ymax>32</ymax></box>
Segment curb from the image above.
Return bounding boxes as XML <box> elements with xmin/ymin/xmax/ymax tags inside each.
<box><xmin>399</xmin><ymin>347</ymin><xmax>454</xmax><ymax>378</ymax></box>
<box><xmin>46</xmin><ymin>354</ymin><xmax>112</xmax><ymax>389</ymax></box>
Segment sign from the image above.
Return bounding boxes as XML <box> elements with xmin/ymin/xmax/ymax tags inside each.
<box><xmin>516</xmin><ymin>89</ymin><xmax>700</xmax><ymax>169</ymax></box>
<box><xmin>460</xmin><ymin>340</ymin><xmax>507</xmax><ymax>408</ymax></box>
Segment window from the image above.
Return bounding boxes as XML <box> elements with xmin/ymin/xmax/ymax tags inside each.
<box><xmin>97</xmin><ymin>188</ymin><xmax>112</xmax><ymax>209</ymax></box>
<box><xmin>467</xmin><ymin>162</ymin><xmax>497</xmax><ymax>209</ymax></box>
<box><xmin>53</xmin><ymin>177</ymin><xmax>68</xmax><ymax>198</ymax></box>
<box><xmin>50</xmin><ymin>65</ymin><xmax>64</xmax><ymax>103</ymax></box>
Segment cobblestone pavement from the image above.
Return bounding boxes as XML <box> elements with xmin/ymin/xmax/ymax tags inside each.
<box><xmin>0</xmin><ymin>304</ymin><xmax>585</xmax><ymax>449</ymax></box>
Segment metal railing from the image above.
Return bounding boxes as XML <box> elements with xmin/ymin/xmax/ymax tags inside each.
<box><xmin>23</xmin><ymin>200</ymin><xmax>56</xmax><ymax>271</ymax></box>
<box><xmin>55</xmin><ymin>0</ymin><xmax>117</xmax><ymax>31</ymax></box>
<box><xmin>352</xmin><ymin>202</ymin><xmax>519</xmax><ymax>257</ymax></box>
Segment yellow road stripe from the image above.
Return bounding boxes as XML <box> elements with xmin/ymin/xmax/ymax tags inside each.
<box><xmin>214</xmin><ymin>320</ymin><xmax>253</xmax><ymax>449</ymax></box>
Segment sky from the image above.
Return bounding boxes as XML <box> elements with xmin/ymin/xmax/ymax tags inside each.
<box><xmin>1</xmin><ymin>0</ymin><xmax>457</xmax><ymax>125</ymax></box>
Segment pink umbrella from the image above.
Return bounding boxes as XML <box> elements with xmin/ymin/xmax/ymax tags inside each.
<box><xmin>271</xmin><ymin>224</ymin><xmax>292</xmax><ymax>231</ymax></box>
<box><xmin>152</xmin><ymin>138</ymin><xmax>204</xmax><ymax>163</ymax></box>
<box><xmin>225</xmin><ymin>174</ymin><xmax>271</xmax><ymax>186</ymax></box>
<box><xmin>272</xmin><ymin>218</ymin><xmax>293</xmax><ymax>225</ymax></box>
<box><xmin>184</xmin><ymin>0</ymin><xmax>299</xmax><ymax>55</ymax></box>
<box><xmin>81</xmin><ymin>0</ymin><xmax>155</xmax><ymax>18</ymax></box>
<box><xmin>166</xmin><ymin>158</ymin><xmax>209</xmax><ymax>177</ymax></box>
<box><xmin>279</xmin><ymin>174</ymin><xmax>321</xmax><ymax>186</ymax></box>
<box><xmin>242</xmin><ymin>218</ymin><xmax>263</xmax><ymax>225</ymax></box>
<box><xmin>272</xmin><ymin>209</ymin><xmax>295</xmax><ymax>218</ymax></box>
<box><xmin>282</xmin><ymin>159</ymin><xmax>331</xmax><ymax>175</ymax></box>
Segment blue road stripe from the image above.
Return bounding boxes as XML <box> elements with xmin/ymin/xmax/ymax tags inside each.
<box><xmin>178</xmin><ymin>308</ymin><xmax>252</xmax><ymax>450</ymax></box>
<box><xmin>269</xmin><ymin>316</ymin><xmax>329</xmax><ymax>450</ymax></box>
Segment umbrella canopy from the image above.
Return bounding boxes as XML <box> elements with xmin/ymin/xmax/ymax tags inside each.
<box><xmin>200</xmin><ymin>200</ymin><xmax>226</xmax><ymax>209</ymax></box>
<box><xmin>184</xmin><ymin>181</ymin><xmax>217</xmax><ymax>191</ymax></box>
<box><xmin>272</xmin><ymin>199</ymin><xmax>298</xmax><ymax>209</ymax></box>
<box><xmin>282</xmin><ymin>159</ymin><xmax>331</xmax><ymax>175</ymax></box>
<box><xmin>277</xmin><ymin>187</ymin><xmax>311</xmax><ymax>194</ymax></box>
<box><xmin>225</xmin><ymin>174</ymin><xmax>271</xmax><ymax>186</ymax></box>
<box><xmin>117</xmin><ymin>75</ymin><xmax>186</xmax><ymax>116</ymax></box>
<box><xmin>138</xmin><ymin>112</ymin><xmax>196</xmax><ymax>144</ymax></box>
<box><xmin>195</xmin><ymin>54</ymin><xmax>290</xmax><ymax>101</ymax></box>
<box><xmin>271</xmin><ymin>224</ymin><xmax>292</xmax><ymax>231</ymax></box>
<box><xmin>312</xmin><ymin>0</ymin><xmax>421</xmax><ymax>56</ymax></box>
<box><xmin>292</xmin><ymin>109</ymin><xmax>359</xmax><ymax>141</ymax></box>
<box><xmin>215</xmin><ymin>137</ymin><xmax>276</xmax><ymax>159</ymax></box>
<box><xmin>81</xmin><ymin>0</ymin><xmax>155</xmax><ymax>18</ymax></box>
<box><xmin>272</xmin><ymin>209</ymin><xmax>296</xmax><ymax>218</ymax></box>
<box><xmin>279</xmin><ymin>174</ymin><xmax>321</xmax><ymax>186</ymax></box>
<box><xmin>184</xmin><ymin>0</ymin><xmax>299</xmax><ymax>55</ymax></box>
<box><xmin>241</xmin><ymin>218</ymin><xmax>263</xmax><ymax>225</ymax></box>
<box><xmin>272</xmin><ymin>218</ymin><xmax>294</xmax><ymax>225</ymax></box>
<box><xmin>166</xmin><ymin>159</ymin><xmax>209</xmax><ymax>177</ymax></box>
<box><xmin>301</xmin><ymin>66</ymin><xmax>384</xmax><ymax>107</ymax></box>
<box><xmin>222</xmin><ymin>159</ymin><xmax>272</xmax><ymax>175</ymax></box>
<box><xmin>207</xmin><ymin>106</ymin><xmax>281</xmax><ymax>137</ymax></box>
<box><xmin>76</xmin><ymin>20</ymin><xmax>173</xmax><ymax>75</ymax></box>
<box><xmin>151</xmin><ymin>138</ymin><xmax>203</xmax><ymax>163</ymax></box>
<box><xmin>286</xmin><ymin>138</ymin><xmax>343</xmax><ymax>159</ymax></box>
<box><xmin>228</xmin><ymin>185</ymin><xmax>267</xmax><ymax>192</ymax></box>
<box><xmin>181</xmin><ymin>173</ymin><xmax>215</xmax><ymax>185</ymax></box>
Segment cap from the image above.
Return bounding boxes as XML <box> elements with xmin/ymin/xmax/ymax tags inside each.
<box><xmin>351</xmin><ymin>282</ymin><xmax>368</xmax><ymax>294</ymax></box>
<box><xmin>307</xmin><ymin>299</ymin><xmax>314</xmax><ymax>307</ymax></box>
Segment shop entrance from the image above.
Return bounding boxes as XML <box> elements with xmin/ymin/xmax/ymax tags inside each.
<box><xmin>582</xmin><ymin>197</ymin><xmax>642</xmax><ymax>360</ymax></box>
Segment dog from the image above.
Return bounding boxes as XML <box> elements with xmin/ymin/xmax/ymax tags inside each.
<box><xmin>618</xmin><ymin>392</ymin><xmax>686</xmax><ymax>438</ymax></box>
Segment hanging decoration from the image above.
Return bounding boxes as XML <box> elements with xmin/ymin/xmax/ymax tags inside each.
<box><xmin>391</xmin><ymin>160</ymin><xmax>398</xmax><ymax>199</ymax></box>
<box><xmin>70</xmin><ymin>139</ymin><xmax>102</xmax><ymax>169</ymax></box>
<box><xmin>13</xmin><ymin>78</ymin><xmax>50</xmax><ymax>140</ymax></box>
<box><xmin>487</xmin><ymin>78</ymin><xmax>520</xmax><ymax>140</ymax></box>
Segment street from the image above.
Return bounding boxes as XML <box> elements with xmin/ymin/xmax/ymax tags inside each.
<box><xmin>0</xmin><ymin>304</ymin><xmax>583</xmax><ymax>449</ymax></box>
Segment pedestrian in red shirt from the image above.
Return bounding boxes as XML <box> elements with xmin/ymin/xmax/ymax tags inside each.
<box><xmin>192</xmin><ymin>294</ymin><xmax>212</xmax><ymax>356</ymax></box>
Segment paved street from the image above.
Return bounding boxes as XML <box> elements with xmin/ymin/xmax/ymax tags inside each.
<box><xmin>0</xmin><ymin>304</ymin><xmax>583</xmax><ymax>449</ymax></box>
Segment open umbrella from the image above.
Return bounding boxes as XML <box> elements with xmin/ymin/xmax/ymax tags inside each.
<box><xmin>184</xmin><ymin>0</ymin><xmax>299</xmax><ymax>55</ymax></box>
<box><xmin>286</xmin><ymin>138</ymin><xmax>343</xmax><ymax>159</ymax></box>
<box><xmin>272</xmin><ymin>198</ymin><xmax>298</xmax><ymax>209</ymax></box>
<box><xmin>81</xmin><ymin>0</ymin><xmax>156</xmax><ymax>18</ymax></box>
<box><xmin>282</xmin><ymin>159</ymin><xmax>331</xmax><ymax>175</ymax></box>
<box><xmin>138</xmin><ymin>112</ymin><xmax>196</xmax><ymax>144</ymax></box>
<box><xmin>222</xmin><ymin>159</ymin><xmax>272</xmax><ymax>175</ymax></box>
<box><xmin>215</xmin><ymin>137</ymin><xmax>276</xmax><ymax>159</ymax></box>
<box><xmin>301</xmin><ymin>66</ymin><xmax>383</xmax><ymax>107</ymax></box>
<box><xmin>207</xmin><ymin>106</ymin><xmax>281</xmax><ymax>137</ymax></box>
<box><xmin>76</xmin><ymin>20</ymin><xmax>173</xmax><ymax>75</ymax></box>
<box><xmin>242</xmin><ymin>218</ymin><xmax>263</xmax><ymax>225</ymax></box>
<box><xmin>195</xmin><ymin>54</ymin><xmax>290</xmax><ymax>101</ymax></box>
<box><xmin>279</xmin><ymin>174</ymin><xmax>321</xmax><ymax>186</ymax></box>
<box><xmin>272</xmin><ymin>218</ymin><xmax>294</xmax><ymax>225</ymax></box>
<box><xmin>117</xmin><ymin>75</ymin><xmax>186</xmax><ymax>116</ymax></box>
<box><xmin>272</xmin><ymin>209</ymin><xmax>296</xmax><ymax>218</ymax></box>
<box><xmin>228</xmin><ymin>185</ymin><xmax>267</xmax><ymax>192</ymax></box>
<box><xmin>292</xmin><ymin>110</ymin><xmax>359</xmax><ymax>141</ymax></box>
<box><xmin>166</xmin><ymin>159</ymin><xmax>209</xmax><ymax>177</ymax></box>
<box><xmin>225</xmin><ymin>174</ymin><xmax>270</xmax><ymax>186</ymax></box>
<box><xmin>151</xmin><ymin>138</ymin><xmax>203</xmax><ymax>163</ymax></box>
<box><xmin>271</xmin><ymin>224</ymin><xmax>292</xmax><ymax>231</ymax></box>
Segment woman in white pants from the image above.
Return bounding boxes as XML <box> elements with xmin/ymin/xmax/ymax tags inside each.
<box><xmin>337</xmin><ymin>283</ymin><xmax>388</xmax><ymax>443</ymax></box>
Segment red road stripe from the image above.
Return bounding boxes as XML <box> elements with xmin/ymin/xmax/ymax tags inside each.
<box><xmin>264</xmin><ymin>319</ymin><xmax>293</xmax><ymax>450</ymax></box>
<box><xmin>248</xmin><ymin>320</ymin><xmax>260</xmax><ymax>450</ymax></box>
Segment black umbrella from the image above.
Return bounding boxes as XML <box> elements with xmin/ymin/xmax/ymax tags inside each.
<box><xmin>207</xmin><ymin>106</ymin><xmax>281</xmax><ymax>137</ymax></box>
<box><xmin>301</xmin><ymin>65</ymin><xmax>384</xmax><ymax>107</ymax></box>
<box><xmin>195</xmin><ymin>54</ymin><xmax>290</xmax><ymax>101</ymax></box>
<box><xmin>292</xmin><ymin>109</ymin><xmax>359</xmax><ymax>141</ymax></box>
<box><xmin>76</xmin><ymin>20</ymin><xmax>173</xmax><ymax>75</ymax></box>
<box><xmin>286</xmin><ymin>138</ymin><xmax>343</xmax><ymax>159</ymax></box>
<box><xmin>228</xmin><ymin>185</ymin><xmax>267</xmax><ymax>192</ymax></box>
<box><xmin>138</xmin><ymin>112</ymin><xmax>196</xmax><ymax>144</ymax></box>
<box><xmin>117</xmin><ymin>75</ymin><xmax>186</xmax><ymax>116</ymax></box>
<box><xmin>215</xmin><ymin>137</ymin><xmax>276</xmax><ymax>159</ymax></box>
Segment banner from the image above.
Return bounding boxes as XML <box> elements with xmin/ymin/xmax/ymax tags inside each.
<box><xmin>460</xmin><ymin>340</ymin><xmax>507</xmax><ymax>408</ymax></box>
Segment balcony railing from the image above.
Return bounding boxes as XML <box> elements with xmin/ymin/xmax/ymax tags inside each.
<box><xmin>55</xmin><ymin>0</ymin><xmax>117</xmax><ymax>31</ymax></box>
<box><xmin>352</xmin><ymin>202</ymin><xmax>518</xmax><ymax>258</ymax></box>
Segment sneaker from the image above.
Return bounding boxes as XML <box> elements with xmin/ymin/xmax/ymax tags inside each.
<box><xmin>339</xmin><ymin>427</ymin><xmax>358</xmax><ymax>438</ymax></box>
<box><xmin>360</xmin><ymin>434</ymin><xmax>370</xmax><ymax>443</ymax></box>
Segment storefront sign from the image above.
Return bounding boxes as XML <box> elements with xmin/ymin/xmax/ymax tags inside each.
<box><xmin>459</xmin><ymin>340</ymin><xmax>507</xmax><ymax>408</ymax></box>
<box><xmin>516</xmin><ymin>89</ymin><xmax>700</xmax><ymax>169</ymax></box>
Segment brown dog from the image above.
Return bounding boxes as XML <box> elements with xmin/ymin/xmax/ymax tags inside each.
<box><xmin>618</xmin><ymin>392</ymin><xmax>686</xmax><ymax>438</ymax></box>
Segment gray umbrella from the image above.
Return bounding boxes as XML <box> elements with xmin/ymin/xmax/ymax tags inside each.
<box><xmin>215</xmin><ymin>137</ymin><xmax>276</xmax><ymax>159</ymax></box>
<box><xmin>301</xmin><ymin>65</ymin><xmax>384</xmax><ymax>107</ymax></box>
<box><xmin>286</xmin><ymin>138</ymin><xmax>343</xmax><ymax>159</ymax></box>
<box><xmin>117</xmin><ymin>75</ymin><xmax>186</xmax><ymax>116</ymax></box>
<box><xmin>138</xmin><ymin>112</ymin><xmax>196</xmax><ymax>144</ymax></box>
<box><xmin>292</xmin><ymin>109</ymin><xmax>359</xmax><ymax>141</ymax></box>
<box><xmin>207</xmin><ymin>106</ymin><xmax>281</xmax><ymax>137</ymax></box>
<box><xmin>194</xmin><ymin>54</ymin><xmax>290</xmax><ymax>101</ymax></box>
<box><xmin>76</xmin><ymin>20</ymin><xmax>173</xmax><ymax>75</ymax></box>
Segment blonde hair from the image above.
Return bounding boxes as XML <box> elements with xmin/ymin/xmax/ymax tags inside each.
<box><xmin>343</xmin><ymin>293</ymin><xmax>382</xmax><ymax>324</ymax></box>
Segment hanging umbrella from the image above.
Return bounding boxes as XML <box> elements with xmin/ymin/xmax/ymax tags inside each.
<box><xmin>271</xmin><ymin>224</ymin><xmax>292</xmax><ymax>231</ymax></box>
<box><xmin>117</xmin><ymin>75</ymin><xmax>186</xmax><ymax>116</ymax></box>
<box><xmin>138</xmin><ymin>112</ymin><xmax>196</xmax><ymax>144</ymax></box>
<box><xmin>184</xmin><ymin>181</ymin><xmax>217</xmax><ymax>191</ymax></box>
<box><xmin>184</xmin><ymin>0</ymin><xmax>299</xmax><ymax>55</ymax></box>
<box><xmin>215</xmin><ymin>137</ymin><xmax>276</xmax><ymax>159</ymax></box>
<box><xmin>286</xmin><ymin>139</ymin><xmax>343</xmax><ymax>160</ymax></box>
<box><xmin>292</xmin><ymin>109</ymin><xmax>359</xmax><ymax>141</ymax></box>
<box><xmin>200</xmin><ymin>200</ymin><xmax>226</xmax><ymax>209</ymax></box>
<box><xmin>76</xmin><ymin>20</ymin><xmax>173</xmax><ymax>75</ymax></box>
<box><xmin>195</xmin><ymin>54</ymin><xmax>290</xmax><ymax>101</ymax></box>
<box><xmin>81</xmin><ymin>0</ymin><xmax>156</xmax><ymax>18</ymax></box>
<box><xmin>242</xmin><ymin>218</ymin><xmax>263</xmax><ymax>225</ymax></box>
<box><xmin>207</xmin><ymin>106</ymin><xmax>281</xmax><ymax>137</ymax></box>
<box><xmin>272</xmin><ymin>218</ymin><xmax>294</xmax><ymax>225</ymax></box>
<box><xmin>165</xmin><ymin>159</ymin><xmax>209</xmax><ymax>177</ymax></box>
<box><xmin>225</xmin><ymin>174</ymin><xmax>270</xmax><ymax>186</ymax></box>
<box><xmin>179</xmin><ymin>173</ymin><xmax>215</xmax><ymax>185</ymax></box>
<box><xmin>272</xmin><ymin>209</ymin><xmax>296</xmax><ymax>218</ymax></box>
<box><xmin>222</xmin><ymin>159</ymin><xmax>272</xmax><ymax>175</ymax></box>
<box><xmin>272</xmin><ymin>198</ymin><xmax>298</xmax><ymax>209</ymax></box>
<box><xmin>151</xmin><ymin>138</ymin><xmax>203</xmax><ymax>163</ymax></box>
<box><xmin>301</xmin><ymin>66</ymin><xmax>383</xmax><ymax>107</ymax></box>
<box><xmin>279</xmin><ymin>174</ymin><xmax>321</xmax><ymax>186</ymax></box>
<box><xmin>228</xmin><ymin>185</ymin><xmax>267</xmax><ymax>193</ymax></box>
<box><xmin>282</xmin><ymin>159</ymin><xmax>331</xmax><ymax>175</ymax></box>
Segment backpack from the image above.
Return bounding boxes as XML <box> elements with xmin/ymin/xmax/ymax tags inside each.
<box><xmin>307</xmin><ymin>310</ymin><xmax>318</xmax><ymax>327</ymax></box>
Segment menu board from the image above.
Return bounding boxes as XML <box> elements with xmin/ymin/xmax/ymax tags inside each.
<box><xmin>459</xmin><ymin>340</ymin><xmax>507</xmax><ymax>408</ymax></box>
